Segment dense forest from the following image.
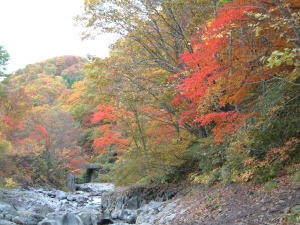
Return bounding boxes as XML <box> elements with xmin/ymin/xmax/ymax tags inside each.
<box><xmin>0</xmin><ymin>0</ymin><xmax>299</xmax><ymax>188</ymax></box>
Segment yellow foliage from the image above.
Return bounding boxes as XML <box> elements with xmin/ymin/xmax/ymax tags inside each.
<box><xmin>238</xmin><ymin>170</ymin><xmax>254</xmax><ymax>182</ymax></box>
<box><xmin>262</xmin><ymin>138</ymin><xmax>299</xmax><ymax>165</ymax></box>
<box><xmin>189</xmin><ymin>172</ymin><xmax>207</xmax><ymax>184</ymax></box>
<box><xmin>4</xmin><ymin>178</ymin><xmax>18</xmax><ymax>189</ymax></box>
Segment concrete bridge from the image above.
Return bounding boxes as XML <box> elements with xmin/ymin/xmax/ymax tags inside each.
<box><xmin>67</xmin><ymin>163</ymin><xmax>103</xmax><ymax>191</ymax></box>
<box><xmin>81</xmin><ymin>163</ymin><xmax>103</xmax><ymax>183</ymax></box>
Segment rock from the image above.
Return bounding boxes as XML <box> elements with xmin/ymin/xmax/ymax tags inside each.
<box><xmin>136</xmin><ymin>201</ymin><xmax>162</xmax><ymax>224</ymax></box>
<box><xmin>261</xmin><ymin>206</ymin><xmax>267</xmax><ymax>211</ymax></box>
<box><xmin>66</xmin><ymin>196</ymin><xmax>76</xmax><ymax>201</ymax></box>
<box><xmin>75</xmin><ymin>196</ymin><xmax>89</xmax><ymax>204</ymax></box>
<box><xmin>0</xmin><ymin>202</ymin><xmax>18</xmax><ymax>220</ymax></box>
<box><xmin>38</xmin><ymin>219</ymin><xmax>59</xmax><ymax>225</ymax></box>
<box><xmin>77</xmin><ymin>209</ymin><xmax>103</xmax><ymax>225</ymax></box>
<box><xmin>61</xmin><ymin>213</ymin><xmax>83</xmax><ymax>225</ymax></box>
<box><xmin>97</xmin><ymin>218</ymin><xmax>114</xmax><ymax>224</ymax></box>
<box><xmin>0</xmin><ymin>220</ymin><xmax>18</xmax><ymax>225</ymax></box>
<box><xmin>12</xmin><ymin>210</ymin><xmax>44</xmax><ymax>225</ymax></box>
<box><xmin>47</xmin><ymin>192</ymin><xmax>56</xmax><ymax>198</ymax></box>
<box><xmin>0</xmin><ymin>186</ymin><xmax>105</xmax><ymax>225</ymax></box>
<box><xmin>124</xmin><ymin>196</ymin><xmax>139</xmax><ymax>209</ymax></box>
<box><xmin>120</xmin><ymin>209</ymin><xmax>137</xmax><ymax>224</ymax></box>
<box><xmin>111</xmin><ymin>222</ymin><xmax>129</xmax><ymax>225</ymax></box>
<box><xmin>55</xmin><ymin>191</ymin><xmax>67</xmax><ymax>200</ymax></box>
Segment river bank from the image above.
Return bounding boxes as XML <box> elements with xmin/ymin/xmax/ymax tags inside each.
<box><xmin>0</xmin><ymin>178</ymin><xmax>299</xmax><ymax>225</ymax></box>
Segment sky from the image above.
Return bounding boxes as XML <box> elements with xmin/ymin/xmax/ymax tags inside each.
<box><xmin>0</xmin><ymin>0</ymin><xmax>117</xmax><ymax>73</ymax></box>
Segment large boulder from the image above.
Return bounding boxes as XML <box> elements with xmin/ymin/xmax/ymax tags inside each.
<box><xmin>0</xmin><ymin>220</ymin><xmax>18</xmax><ymax>225</ymax></box>
<box><xmin>77</xmin><ymin>209</ymin><xmax>103</xmax><ymax>225</ymax></box>
<box><xmin>37</xmin><ymin>218</ymin><xmax>59</xmax><ymax>225</ymax></box>
<box><xmin>60</xmin><ymin>213</ymin><xmax>83</xmax><ymax>225</ymax></box>
<box><xmin>11</xmin><ymin>210</ymin><xmax>44</xmax><ymax>225</ymax></box>
<box><xmin>101</xmin><ymin>184</ymin><xmax>184</xmax><ymax>223</ymax></box>
<box><xmin>55</xmin><ymin>191</ymin><xmax>67</xmax><ymax>200</ymax></box>
<box><xmin>0</xmin><ymin>202</ymin><xmax>18</xmax><ymax>220</ymax></box>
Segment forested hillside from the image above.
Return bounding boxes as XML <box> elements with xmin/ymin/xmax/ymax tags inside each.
<box><xmin>0</xmin><ymin>0</ymin><xmax>299</xmax><ymax>188</ymax></box>
<box><xmin>0</xmin><ymin>56</ymin><xmax>87</xmax><ymax>186</ymax></box>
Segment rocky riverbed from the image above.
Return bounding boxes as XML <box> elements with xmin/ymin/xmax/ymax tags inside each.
<box><xmin>0</xmin><ymin>178</ymin><xmax>299</xmax><ymax>225</ymax></box>
<box><xmin>0</xmin><ymin>183</ymin><xmax>115</xmax><ymax>225</ymax></box>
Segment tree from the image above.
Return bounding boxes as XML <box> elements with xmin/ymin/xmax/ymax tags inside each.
<box><xmin>78</xmin><ymin>0</ymin><xmax>220</xmax><ymax>73</ymax></box>
<box><xmin>0</xmin><ymin>45</ymin><xmax>9</xmax><ymax>76</ymax></box>
<box><xmin>173</xmin><ymin>0</ymin><xmax>299</xmax><ymax>142</ymax></box>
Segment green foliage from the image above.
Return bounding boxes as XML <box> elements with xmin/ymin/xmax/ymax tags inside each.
<box><xmin>248</xmin><ymin>80</ymin><xmax>299</xmax><ymax>158</ymax></box>
<box><xmin>32</xmin><ymin>149</ymin><xmax>67</xmax><ymax>187</ymax></box>
<box><xmin>216</xmin><ymin>0</ymin><xmax>232</xmax><ymax>8</ymax></box>
<box><xmin>284</xmin><ymin>206</ymin><xmax>300</xmax><ymax>223</ymax></box>
<box><xmin>293</xmin><ymin>170</ymin><xmax>300</xmax><ymax>182</ymax></box>
<box><xmin>70</xmin><ymin>104</ymin><xmax>90</xmax><ymax>122</ymax></box>
<box><xmin>179</xmin><ymin>138</ymin><xmax>227</xmax><ymax>174</ymax></box>
<box><xmin>262</xmin><ymin>48</ymin><xmax>300</xmax><ymax>68</ymax></box>
<box><xmin>264</xmin><ymin>180</ymin><xmax>278</xmax><ymax>190</ymax></box>
<box><xmin>109</xmin><ymin>148</ymin><xmax>182</xmax><ymax>185</ymax></box>
<box><xmin>0</xmin><ymin>140</ymin><xmax>11</xmax><ymax>157</ymax></box>
<box><xmin>254</xmin><ymin>164</ymin><xmax>281</xmax><ymax>183</ymax></box>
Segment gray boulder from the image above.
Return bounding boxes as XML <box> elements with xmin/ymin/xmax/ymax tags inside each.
<box><xmin>12</xmin><ymin>210</ymin><xmax>44</xmax><ymax>225</ymax></box>
<box><xmin>135</xmin><ymin>201</ymin><xmax>162</xmax><ymax>224</ymax></box>
<box><xmin>61</xmin><ymin>213</ymin><xmax>83</xmax><ymax>225</ymax></box>
<box><xmin>55</xmin><ymin>191</ymin><xmax>67</xmax><ymax>200</ymax></box>
<box><xmin>38</xmin><ymin>219</ymin><xmax>59</xmax><ymax>225</ymax></box>
<box><xmin>0</xmin><ymin>202</ymin><xmax>18</xmax><ymax>220</ymax></box>
<box><xmin>0</xmin><ymin>220</ymin><xmax>18</xmax><ymax>225</ymax></box>
<box><xmin>78</xmin><ymin>209</ymin><xmax>103</xmax><ymax>225</ymax></box>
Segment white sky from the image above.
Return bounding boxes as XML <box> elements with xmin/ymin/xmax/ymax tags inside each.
<box><xmin>0</xmin><ymin>0</ymin><xmax>117</xmax><ymax>73</ymax></box>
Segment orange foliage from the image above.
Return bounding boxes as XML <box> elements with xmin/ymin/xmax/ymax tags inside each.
<box><xmin>195</xmin><ymin>111</ymin><xmax>250</xmax><ymax>142</ymax></box>
<box><xmin>91</xmin><ymin>104</ymin><xmax>131</xmax><ymax>153</ymax></box>
<box><xmin>91</xmin><ymin>104</ymin><xmax>118</xmax><ymax>124</ymax></box>
<box><xmin>93</xmin><ymin>130</ymin><xmax>131</xmax><ymax>153</ymax></box>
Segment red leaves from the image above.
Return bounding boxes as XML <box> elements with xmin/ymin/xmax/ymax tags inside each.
<box><xmin>173</xmin><ymin>0</ymin><xmax>259</xmax><ymax>142</ymax></box>
<box><xmin>93</xmin><ymin>131</ymin><xmax>131</xmax><ymax>153</ymax></box>
<box><xmin>35</xmin><ymin>125</ymin><xmax>48</xmax><ymax>137</ymax></box>
<box><xmin>1</xmin><ymin>115</ymin><xmax>14</xmax><ymax>127</ymax></box>
<box><xmin>91</xmin><ymin>104</ymin><xmax>118</xmax><ymax>124</ymax></box>
<box><xmin>195</xmin><ymin>111</ymin><xmax>250</xmax><ymax>142</ymax></box>
<box><xmin>33</xmin><ymin>125</ymin><xmax>51</xmax><ymax>147</ymax></box>
<box><xmin>91</xmin><ymin>104</ymin><xmax>131</xmax><ymax>153</ymax></box>
<box><xmin>205</xmin><ymin>2</ymin><xmax>255</xmax><ymax>37</ymax></box>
